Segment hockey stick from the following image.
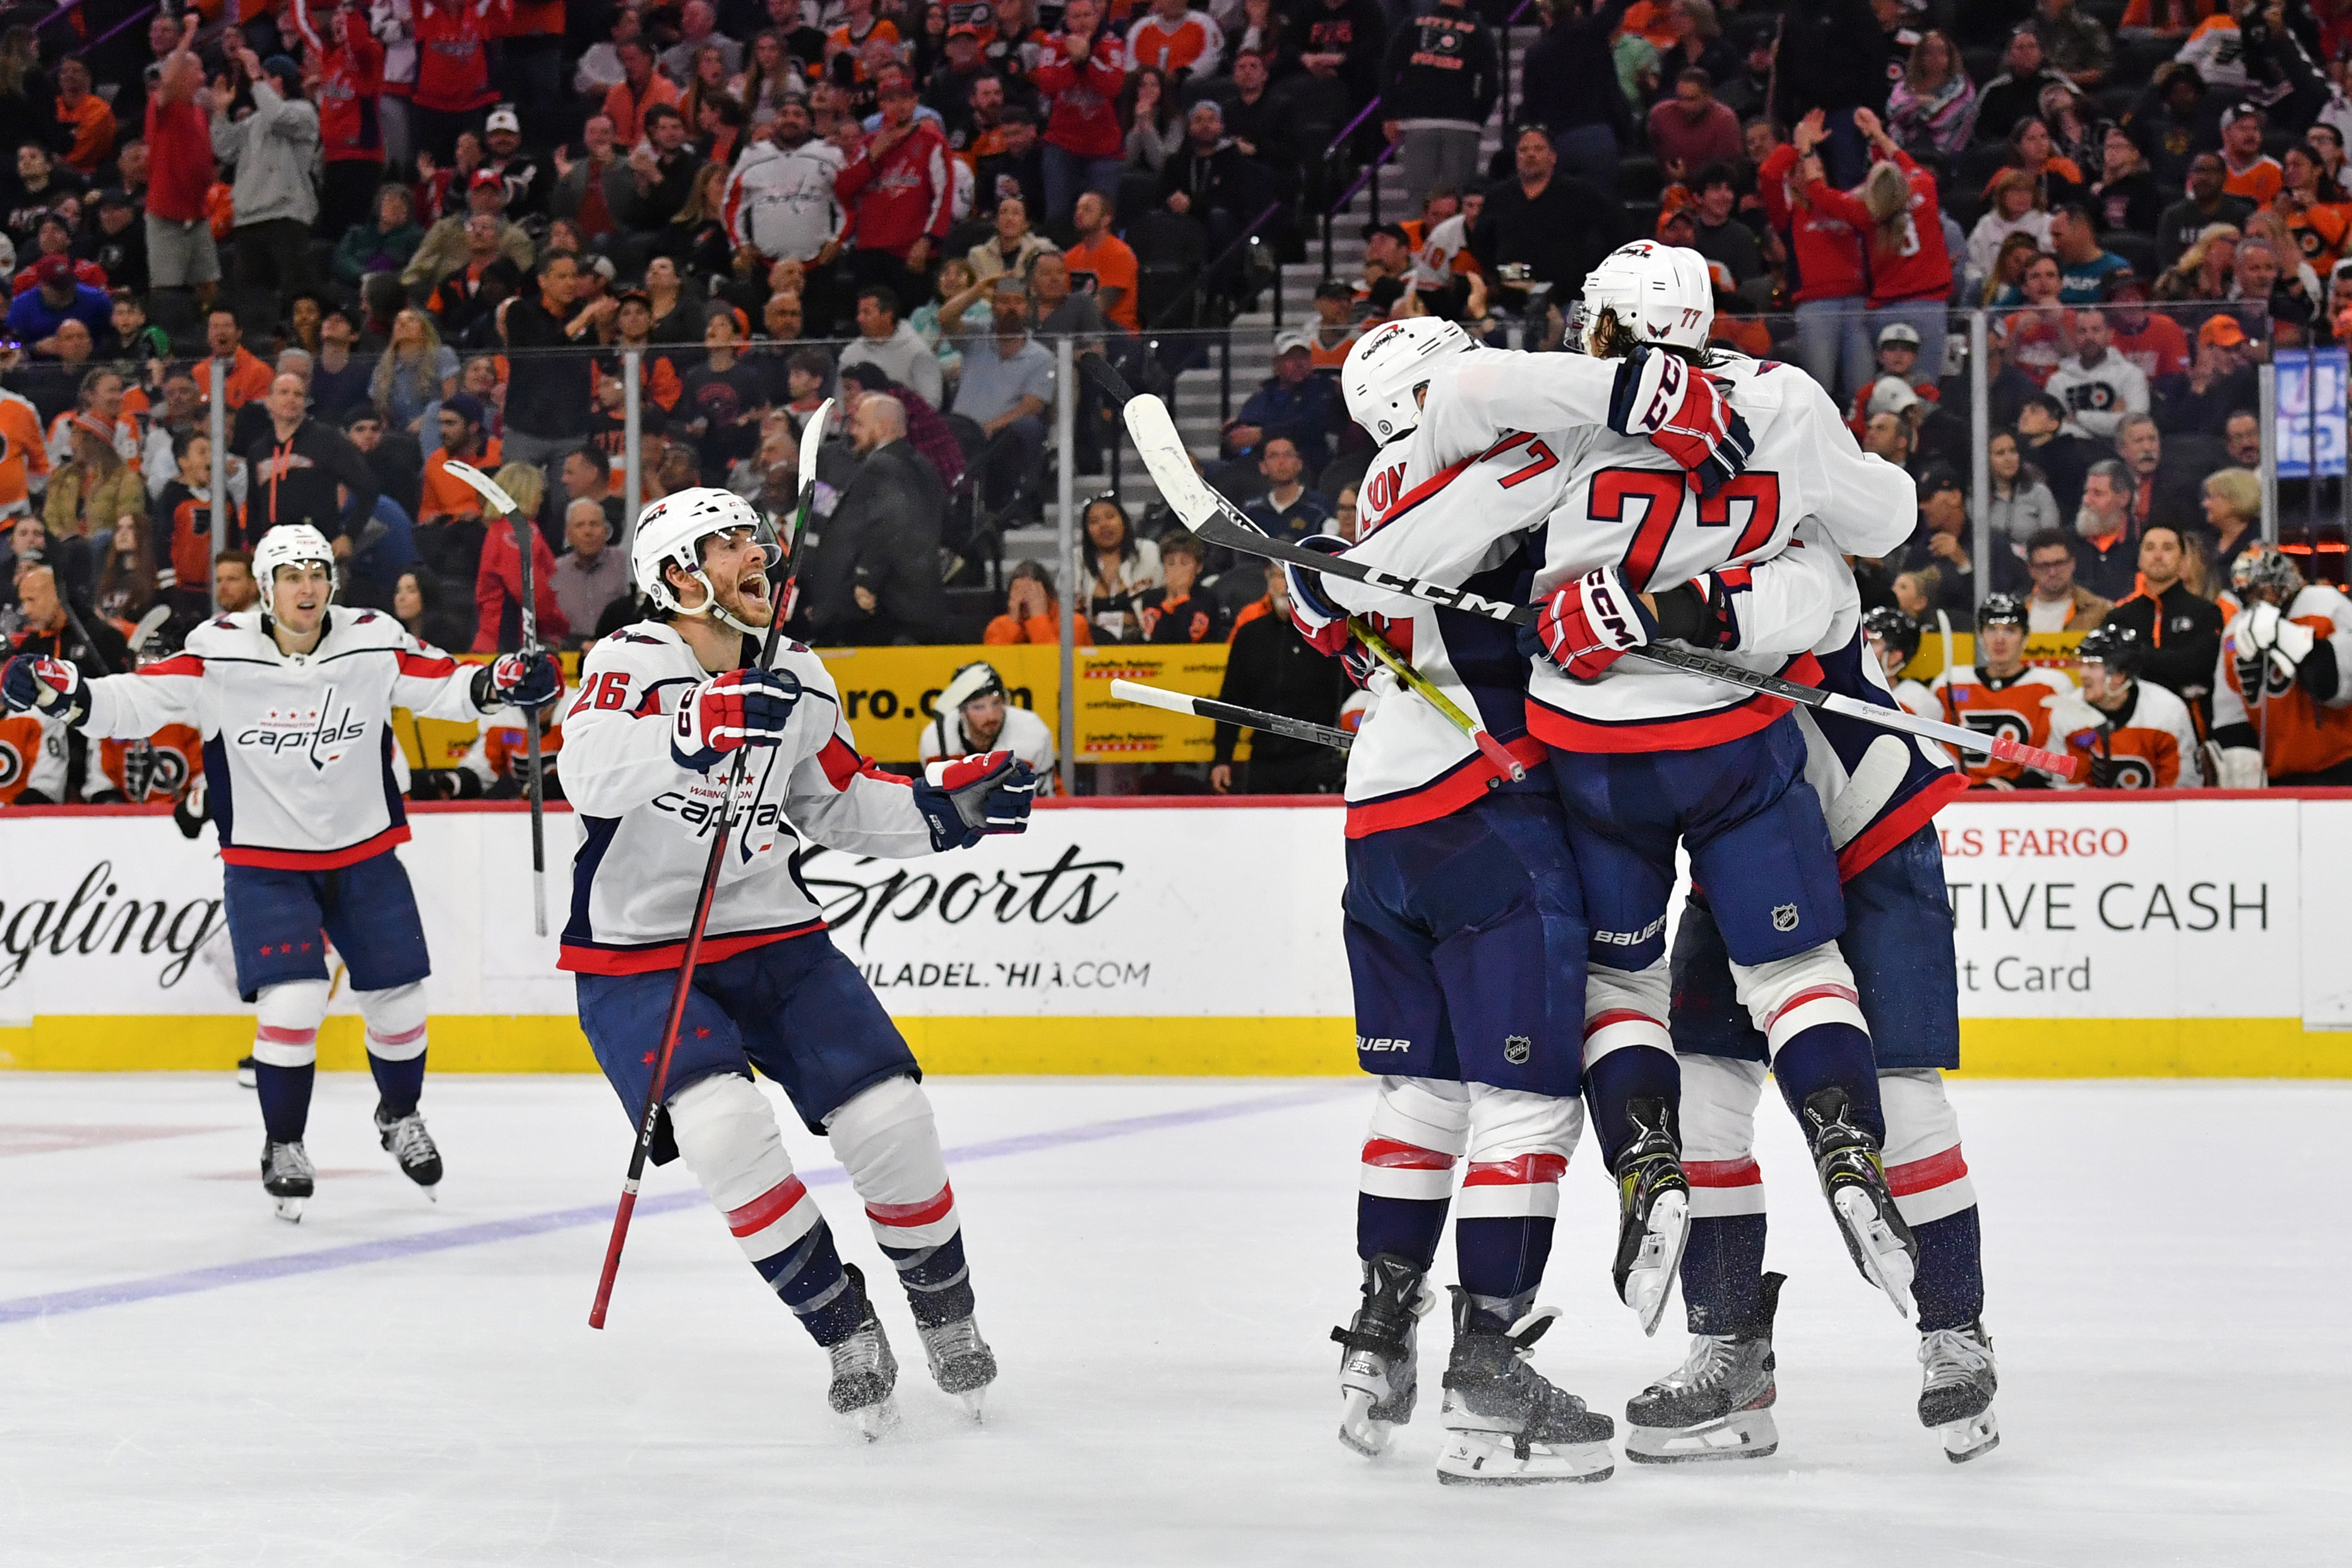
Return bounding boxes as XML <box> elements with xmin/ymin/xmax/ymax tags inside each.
<box><xmin>586</xmin><ymin>398</ymin><xmax>833</xmax><ymax>1331</ymax></box>
<box><xmin>444</xmin><ymin>458</ymin><xmax>549</xmax><ymax>935</ymax></box>
<box><xmin>1110</xmin><ymin>677</ymin><xmax>1355</xmax><ymax>751</ymax></box>
<box><xmin>1116</xmin><ymin>395</ymin><xmax>1527</xmax><ymax>780</ymax></box>
<box><xmin>1196</xmin><ymin>512</ymin><xmax>2080</xmax><ymax>780</ymax></box>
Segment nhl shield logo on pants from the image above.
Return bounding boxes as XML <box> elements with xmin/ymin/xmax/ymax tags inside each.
<box><xmin>1504</xmin><ymin>1034</ymin><xmax>1531</xmax><ymax>1064</ymax></box>
<box><xmin>1772</xmin><ymin>904</ymin><xmax>1800</xmax><ymax>934</ymax></box>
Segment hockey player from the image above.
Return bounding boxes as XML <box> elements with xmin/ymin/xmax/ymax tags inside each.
<box><xmin>915</xmin><ymin>659</ymin><xmax>1057</xmax><ymax>791</ymax></box>
<box><xmin>2211</xmin><ymin>544</ymin><xmax>2352</xmax><ymax>787</ymax></box>
<box><xmin>561</xmin><ymin>487</ymin><xmax>1038</xmax><ymax>1432</ymax></box>
<box><xmin>2049</xmin><ymin>626</ymin><xmax>2204</xmax><ymax>788</ymax></box>
<box><xmin>1634</xmin><ymin>529</ymin><xmax>1999</xmax><ymax>1466</ymax></box>
<box><xmin>0</xmin><ymin>523</ymin><xmax>561</xmax><ymax>1220</ymax></box>
<box><xmin>1864</xmin><ymin>606</ymin><xmax>1938</xmax><ymax>718</ymax></box>
<box><xmin>1929</xmin><ymin>594</ymin><xmax>2077</xmax><ymax>788</ymax></box>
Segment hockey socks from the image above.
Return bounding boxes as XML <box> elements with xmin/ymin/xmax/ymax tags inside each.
<box><xmin>1911</xmin><ymin>1206</ymin><xmax>1985</xmax><ymax>1334</ymax></box>
<box><xmin>1769</xmin><ymin>1025</ymin><xmax>1885</xmax><ymax>1141</ymax></box>
<box><xmin>1584</xmin><ymin>1044</ymin><xmax>1681</xmax><ymax>1169</ymax></box>
<box><xmin>1357</xmin><ymin>1191</ymin><xmax>1447</xmax><ymax>1271</ymax></box>
<box><xmin>878</xmin><ymin>1230</ymin><xmax>975</xmax><ymax>1330</ymax></box>
<box><xmin>254</xmin><ymin>1062</ymin><xmax>316</xmax><ymax>1145</ymax></box>
<box><xmin>1679</xmin><ymin>1213</ymin><xmax>1769</xmax><ymax>1337</ymax></box>
<box><xmin>754</xmin><ymin>1220</ymin><xmax>867</xmax><ymax>1346</ymax></box>
<box><xmin>367</xmin><ymin>1051</ymin><xmax>425</xmax><ymax>1119</ymax></box>
<box><xmin>1454</xmin><ymin>1214</ymin><xmax>1555</xmax><ymax>1331</ymax></box>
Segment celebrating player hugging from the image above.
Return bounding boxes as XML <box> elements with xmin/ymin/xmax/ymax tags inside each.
<box><xmin>0</xmin><ymin>524</ymin><xmax>564</xmax><ymax>1221</ymax></box>
<box><xmin>559</xmin><ymin>487</ymin><xmax>1038</xmax><ymax>1435</ymax></box>
<box><xmin>1285</xmin><ymin>239</ymin><xmax>2001</xmax><ymax>1480</ymax></box>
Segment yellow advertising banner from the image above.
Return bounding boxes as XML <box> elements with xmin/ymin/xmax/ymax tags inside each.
<box><xmin>812</xmin><ymin>643</ymin><xmax>1062</xmax><ymax>762</ymax></box>
<box><xmin>1899</xmin><ymin>629</ymin><xmax>2086</xmax><ymax>682</ymax></box>
<box><xmin>1072</xmin><ymin>644</ymin><xmax>1234</xmax><ymax>762</ymax></box>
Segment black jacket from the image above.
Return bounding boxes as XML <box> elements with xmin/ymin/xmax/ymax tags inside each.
<box><xmin>799</xmin><ymin>438</ymin><xmax>946</xmax><ymax>643</ymax></box>
<box><xmin>1291</xmin><ymin>0</ymin><xmax>1389</xmax><ymax>108</ymax></box>
<box><xmin>2104</xmin><ymin>581</ymin><xmax>2224</xmax><ymax>715</ymax></box>
<box><xmin>1380</xmin><ymin>3</ymin><xmax>1497</xmax><ymax>127</ymax></box>
<box><xmin>1519</xmin><ymin>0</ymin><xmax>1636</xmax><ymax>139</ymax></box>
<box><xmin>1472</xmin><ymin>172</ymin><xmax>1628</xmax><ymax>294</ymax></box>
<box><xmin>1212</xmin><ymin>605</ymin><xmax>1351</xmax><ymax>772</ymax></box>
<box><xmin>244</xmin><ymin>418</ymin><xmax>379</xmax><ymax>544</ymax></box>
<box><xmin>1159</xmin><ymin>138</ymin><xmax>1253</xmax><ymax>216</ymax></box>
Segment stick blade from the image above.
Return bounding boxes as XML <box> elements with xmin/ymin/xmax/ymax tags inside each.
<box><xmin>799</xmin><ymin>398</ymin><xmax>834</xmax><ymax>492</ymax></box>
<box><xmin>1122</xmin><ymin>396</ymin><xmax>1225</xmax><ymax>530</ymax></box>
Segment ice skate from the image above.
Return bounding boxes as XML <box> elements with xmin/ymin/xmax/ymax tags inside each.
<box><xmin>260</xmin><ymin>1139</ymin><xmax>314</xmax><ymax>1223</ymax></box>
<box><xmin>1919</xmin><ymin>1321</ymin><xmax>2000</xmax><ymax>1463</ymax></box>
<box><xmin>236</xmin><ymin>1054</ymin><xmax>257</xmax><ymax>1090</ymax></box>
<box><xmin>917</xmin><ymin>1312</ymin><xmax>996</xmax><ymax>1421</ymax></box>
<box><xmin>374</xmin><ymin>1102</ymin><xmax>442</xmax><ymax>1197</ymax></box>
<box><xmin>1331</xmin><ymin>1253</ymin><xmax>1436</xmax><ymax>1458</ymax></box>
<box><xmin>1434</xmin><ymin>1289</ymin><xmax>1615</xmax><ymax>1485</ymax></box>
<box><xmin>1611</xmin><ymin>1096</ymin><xmax>1692</xmax><ymax>1336</ymax></box>
<box><xmin>1800</xmin><ymin>1088</ymin><xmax>1918</xmax><ymax>1320</ymax></box>
<box><xmin>826</xmin><ymin>1266</ymin><xmax>901</xmax><ymax>1440</ymax></box>
<box><xmin>1625</xmin><ymin>1272</ymin><xmax>1782</xmax><ymax>1463</ymax></box>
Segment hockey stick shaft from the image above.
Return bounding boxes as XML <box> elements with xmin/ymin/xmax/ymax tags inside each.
<box><xmin>588</xmin><ymin>400</ymin><xmax>833</xmax><ymax>1330</ymax></box>
<box><xmin>1346</xmin><ymin>616</ymin><xmax>1525</xmax><ymax>781</ymax></box>
<box><xmin>1199</xmin><ymin>513</ymin><xmax>2078</xmax><ymax>780</ymax></box>
<box><xmin>1109</xmin><ymin>677</ymin><xmax>1354</xmax><ymax>751</ymax></box>
<box><xmin>513</xmin><ymin>510</ymin><xmax>547</xmax><ymax>937</ymax></box>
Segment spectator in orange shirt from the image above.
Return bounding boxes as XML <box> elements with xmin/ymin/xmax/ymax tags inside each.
<box><xmin>982</xmin><ymin>559</ymin><xmax>1095</xmax><ymax>644</ymax></box>
<box><xmin>2219</xmin><ymin>102</ymin><xmax>2284</xmax><ymax>205</ymax></box>
<box><xmin>1062</xmin><ymin>191</ymin><xmax>1138</xmax><ymax>332</ymax></box>
<box><xmin>603</xmin><ymin>38</ymin><xmax>681</xmax><ymax>146</ymax></box>
<box><xmin>419</xmin><ymin>393</ymin><xmax>502</xmax><ymax>522</ymax></box>
<box><xmin>52</xmin><ymin>56</ymin><xmax>114</xmax><ymax>179</ymax></box>
<box><xmin>197</xmin><ymin>310</ymin><xmax>274</xmax><ymax>410</ymax></box>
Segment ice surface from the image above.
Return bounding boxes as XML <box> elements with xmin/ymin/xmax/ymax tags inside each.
<box><xmin>5</xmin><ymin>1072</ymin><xmax>2347</xmax><ymax>1567</ymax></box>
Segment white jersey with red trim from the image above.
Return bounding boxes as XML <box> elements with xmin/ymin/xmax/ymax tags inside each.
<box><xmin>557</xmin><ymin>621</ymin><xmax>937</xmax><ymax>976</ymax></box>
<box><xmin>76</xmin><ymin>607</ymin><xmax>488</xmax><ymax>866</ymax></box>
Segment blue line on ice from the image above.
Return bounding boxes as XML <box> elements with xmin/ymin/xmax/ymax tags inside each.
<box><xmin>0</xmin><ymin>1083</ymin><xmax>1351</xmax><ymax>1326</ymax></box>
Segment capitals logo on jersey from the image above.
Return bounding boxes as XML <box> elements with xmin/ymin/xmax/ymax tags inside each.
<box><xmin>234</xmin><ymin>684</ymin><xmax>368</xmax><ymax>769</ymax></box>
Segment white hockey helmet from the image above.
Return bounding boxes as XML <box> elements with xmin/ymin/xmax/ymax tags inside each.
<box><xmin>252</xmin><ymin>523</ymin><xmax>336</xmax><ymax>585</ymax></box>
<box><xmin>940</xmin><ymin>660</ymin><xmax>1006</xmax><ymax>713</ymax></box>
<box><xmin>1572</xmin><ymin>241</ymin><xmax>1715</xmax><ymax>357</ymax></box>
<box><xmin>1342</xmin><ymin>316</ymin><xmax>1474</xmax><ymax>442</ymax></box>
<box><xmin>631</xmin><ymin>485</ymin><xmax>778</xmax><ymax>634</ymax></box>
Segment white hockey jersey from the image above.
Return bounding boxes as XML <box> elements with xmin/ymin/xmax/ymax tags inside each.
<box><xmin>916</xmin><ymin>701</ymin><xmax>1057</xmax><ymax>792</ymax></box>
<box><xmin>558</xmin><ymin>621</ymin><xmax>938</xmax><ymax>975</ymax></box>
<box><xmin>2045</xmin><ymin>679</ymin><xmax>2205</xmax><ymax>789</ymax></box>
<box><xmin>76</xmin><ymin>607</ymin><xmax>490</xmax><ymax>866</ymax></box>
<box><xmin>723</xmin><ymin>137</ymin><xmax>847</xmax><ymax>263</ymax></box>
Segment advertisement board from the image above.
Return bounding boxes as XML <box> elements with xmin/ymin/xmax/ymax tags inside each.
<box><xmin>3</xmin><ymin>797</ymin><xmax>2348</xmax><ymax>1077</ymax></box>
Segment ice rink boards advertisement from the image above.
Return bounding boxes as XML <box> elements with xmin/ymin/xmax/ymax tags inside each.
<box><xmin>2</xmin><ymin>796</ymin><xmax>2348</xmax><ymax>1076</ymax></box>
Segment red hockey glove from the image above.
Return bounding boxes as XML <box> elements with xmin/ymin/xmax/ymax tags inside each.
<box><xmin>913</xmin><ymin>749</ymin><xmax>1038</xmax><ymax>850</ymax></box>
<box><xmin>671</xmin><ymin>667</ymin><xmax>802</xmax><ymax>772</ymax></box>
<box><xmin>1524</xmin><ymin>566</ymin><xmax>1657</xmax><ymax>680</ymax></box>
<box><xmin>470</xmin><ymin>650</ymin><xmax>564</xmax><ymax>711</ymax></box>
<box><xmin>0</xmin><ymin>654</ymin><xmax>88</xmax><ymax>725</ymax></box>
<box><xmin>1607</xmin><ymin>347</ymin><xmax>1755</xmax><ymax>499</ymax></box>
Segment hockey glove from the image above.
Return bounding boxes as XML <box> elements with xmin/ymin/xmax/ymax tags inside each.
<box><xmin>1648</xmin><ymin>571</ymin><xmax>1742</xmax><ymax>651</ymax></box>
<box><xmin>0</xmin><ymin>655</ymin><xmax>88</xmax><ymax>726</ymax></box>
<box><xmin>472</xmin><ymin>649</ymin><xmax>564</xmax><ymax>711</ymax></box>
<box><xmin>1523</xmin><ymin>566</ymin><xmax>1658</xmax><ymax>680</ymax></box>
<box><xmin>2215</xmin><ymin>745</ymin><xmax>2266</xmax><ymax>789</ymax></box>
<box><xmin>1607</xmin><ymin>347</ymin><xmax>1754</xmax><ymax>499</ymax></box>
<box><xmin>912</xmin><ymin>750</ymin><xmax>1039</xmax><ymax>851</ymax></box>
<box><xmin>1283</xmin><ymin>533</ymin><xmax>1355</xmax><ymax>657</ymax></box>
<box><xmin>671</xmin><ymin>667</ymin><xmax>802</xmax><ymax>772</ymax></box>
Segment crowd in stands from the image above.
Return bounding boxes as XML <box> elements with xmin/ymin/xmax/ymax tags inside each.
<box><xmin>5</xmin><ymin>0</ymin><xmax>2352</xmax><ymax>797</ymax></box>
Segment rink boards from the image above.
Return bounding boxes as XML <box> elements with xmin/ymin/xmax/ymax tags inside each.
<box><xmin>3</xmin><ymin>794</ymin><xmax>2350</xmax><ymax>1077</ymax></box>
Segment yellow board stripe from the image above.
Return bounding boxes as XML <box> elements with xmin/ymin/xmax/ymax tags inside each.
<box><xmin>1</xmin><ymin>1016</ymin><xmax>2349</xmax><ymax>1078</ymax></box>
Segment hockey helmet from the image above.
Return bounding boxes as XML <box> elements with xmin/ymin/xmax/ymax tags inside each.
<box><xmin>2074</xmin><ymin>623</ymin><xmax>2146</xmax><ymax>679</ymax></box>
<box><xmin>939</xmin><ymin>660</ymin><xmax>1006</xmax><ymax>714</ymax></box>
<box><xmin>631</xmin><ymin>485</ymin><xmax>778</xmax><ymax>635</ymax></box>
<box><xmin>1976</xmin><ymin>593</ymin><xmax>2027</xmax><ymax>631</ymax></box>
<box><xmin>253</xmin><ymin>523</ymin><xmax>336</xmax><ymax>586</ymax></box>
<box><xmin>1572</xmin><ymin>241</ymin><xmax>1715</xmax><ymax>358</ymax></box>
<box><xmin>1341</xmin><ymin>317</ymin><xmax>1474</xmax><ymax>443</ymax></box>
<box><xmin>2230</xmin><ymin>542</ymin><xmax>2304</xmax><ymax>606</ymax></box>
<box><xmin>1862</xmin><ymin>605</ymin><xmax>1921</xmax><ymax>667</ymax></box>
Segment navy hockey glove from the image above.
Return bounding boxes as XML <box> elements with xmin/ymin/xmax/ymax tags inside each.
<box><xmin>472</xmin><ymin>649</ymin><xmax>563</xmax><ymax>711</ymax></box>
<box><xmin>671</xmin><ymin>667</ymin><xmax>801</xmax><ymax>772</ymax></box>
<box><xmin>1</xmin><ymin>655</ymin><xmax>88</xmax><ymax>725</ymax></box>
<box><xmin>912</xmin><ymin>749</ymin><xmax>1038</xmax><ymax>850</ymax></box>
<box><xmin>1523</xmin><ymin>566</ymin><xmax>1658</xmax><ymax>680</ymax></box>
<box><xmin>1607</xmin><ymin>347</ymin><xmax>1754</xmax><ymax>500</ymax></box>
<box><xmin>1284</xmin><ymin>533</ymin><xmax>1354</xmax><ymax>657</ymax></box>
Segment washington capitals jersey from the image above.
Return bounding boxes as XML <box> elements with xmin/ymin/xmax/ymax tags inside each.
<box><xmin>557</xmin><ymin>621</ymin><xmax>937</xmax><ymax>976</ymax></box>
<box><xmin>1927</xmin><ymin>665</ymin><xmax>2077</xmax><ymax>787</ymax></box>
<box><xmin>78</xmin><ymin>607</ymin><xmax>488</xmax><ymax>866</ymax></box>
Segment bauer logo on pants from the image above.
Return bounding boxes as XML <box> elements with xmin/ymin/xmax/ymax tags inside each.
<box><xmin>1773</xmin><ymin>903</ymin><xmax>1800</xmax><ymax>933</ymax></box>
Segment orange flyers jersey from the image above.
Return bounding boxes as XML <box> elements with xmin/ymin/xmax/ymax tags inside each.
<box><xmin>1928</xmin><ymin>665</ymin><xmax>2076</xmax><ymax>786</ymax></box>
<box><xmin>483</xmin><ymin>712</ymin><xmax>564</xmax><ymax>780</ymax></box>
<box><xmin>0</xmin><ymin>713</ymin><xmax>65</xmax><ymax>802</ymax></box>
<box><xmin>2214</xmin><ymin>585</ymin><xmax>2352</xmax><ymax>780</ymax></box>
<box><xmin>0</xmin><ymin>389</ymin><xmax>50</xmax><ymax>511</ymax></box>
<box><xmin>2048</xmin><ymin>681</ymin><xmax>2203</xmax><ymax>789</ymax></box>
<box><xmin>99</xmin><ymin>725</ymin><xmax>206</xmax><ymax>801</ymax></box>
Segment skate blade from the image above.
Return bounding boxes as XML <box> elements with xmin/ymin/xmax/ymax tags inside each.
<box><xmin>271</xmin><ymin>1196</ymin><xmax>306</xmax><ymax>1223</ymax></box>
<box><xmin>958</xmin><ymin>1387</ymin><xmax>987</xmax><ymax>1423</ymax></box>
<box><xmin>1832</xmin><ymin>1186</ymin><xmax>1918</xmax><ymax>1321</ymax></box>
<box><xmin>1338</xmin><ymin>1389</ymin><xmax>1398</xmax><ymax>1458</ymax></box>
<box><xmin>1624</xmin><ymin>1190</ymin><xmax>1692</xmax><ymax>1338</ymax></box>
<box><xmin>1435</xmin><ymin>1431</ymin><xmax>1615</xmax><ymax>1485</ymax></box>
<box><xmin>849</xmin><ymin>1397</ymin><xmax>901</xmax><ymax>1442</ymax></box>
<box><xmin>1625</xmin><ymin>1407</ymin><xmax>1779</xmax><ymax>1464</ymax></box>
<box><xmin>237</xmin><ymin>1069</ymin><xmax>256</xmax><ymax>1090</ymax></box>
<box><xmin>1939</xmin><ymin>1408</ymin><xmax>1999</xmax><ymax>1464</ymax></box>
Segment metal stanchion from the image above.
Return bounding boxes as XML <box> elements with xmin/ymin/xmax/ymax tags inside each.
<box><xmin>208</xmin><ymin>359</ymin><xmax>227</xmax><ymax>609</ymax></box>
<box><xmin>1056</xmin><ymin>336</ymin><xmax>1078</xmax><ymax>799</ymax></box>
<box><xmin>2259</xmin><ymin>361</ymin><xmax>2279</xmax><ymax>545</ymax></box>
<box><xmin>1969</xmin><ymin>309</ymin><xmax>1990</xmax><ymax>610</ymax></box>
<box><xmin>622</xmin><ymin>348</ymin><xmax>643</xmax><ymax>574</ymax></box>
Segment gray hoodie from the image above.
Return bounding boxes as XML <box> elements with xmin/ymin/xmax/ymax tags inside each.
<box><xmin>836</xmin><ymin>318</ymin><xmax>944</xmax><ymax>410</ymax></box>
<box><xmin>211</xmin><ymin>80</ymin><xmax>321</xmax><ymax>230</ymax></box>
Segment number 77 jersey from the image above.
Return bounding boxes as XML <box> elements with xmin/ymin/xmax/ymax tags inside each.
<box><xmin>1525</xmin><ymin>354</ymin><xmax>1916</xmax><ymax>752</ymax></box>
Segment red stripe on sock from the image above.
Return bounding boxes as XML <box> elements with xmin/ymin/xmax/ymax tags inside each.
<box><xmin>1886</xmin><ymin>1145</ymin><xmax>1968</xmax><ymax>1197</ymax></box>
<box><xmin>255</xmin><ymin>1024</ymin><xmax>317</xmax><ymax>1045</ymax></box>
<box><xmin>865</xmin><ymin>1182</ymin><xmax>955</xmax><ymax>1228</ymax></box>
<box><xmin>1583</xmin><ymin>1008</ymin><xmax>1659</xmax><ymax>1038</ymax></box>
<box><xmin>1360</xmin><ymin>1137</ymin><xmax>1458</xmax><ymax>1170</ymax></box>
<box><xmin>1460</xmin><ymin>1153</ymin><xmax>1568</xmax><ymax>1187</ymax></box>
<box><xmin>725</xmin><ymin>1175</ymin><xmax>809</xmax><ymax>1238</ymax></box>
<box><xmin>1763</xmin><ymin>984</ymin><xmax>1860</xmax><ymax>1030</ymax></box>
<box><xmin>1685</xmin><ymin>1157</ymin><xmax>1762</xmax><ymax>1188</ymax></box>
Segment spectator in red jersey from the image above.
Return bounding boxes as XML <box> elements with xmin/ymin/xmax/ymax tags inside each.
<box><xmin>410</xmin><ymin>0</ymin><xmax>506</xmax><ymax>159</ymax></box>
<box><xmin>143</xmin><ymin>17</ymin><xmax>218</xmax><ymax>324</ymax></box>
<box><xmin>834</xmin><ymin>71</ymin><xmax>953</xmax><ymax>308</ymax></box>
<box><xmin>1759</xmin><ymin>108</ymin><xmax>1874</xmax><ymax>405</ymax></box>
<box><xmin>294</xmin><ymin>0</ymin><xmax>388</xmax><ymax>241</ymax></box>
<box><xmin>471</xmin><ymin>460</ymin><xmax>566</xmax><ymax>651</ymax></box>
<box><xmin>1029</xmin><ymin>0</ymin><xmax>1128</xmax><ymax>225</ymax></box>
<box><xmin>1800</xmin><ymin>105</ymin><xmax>1952</xmax><ymax>362</ymax></box>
